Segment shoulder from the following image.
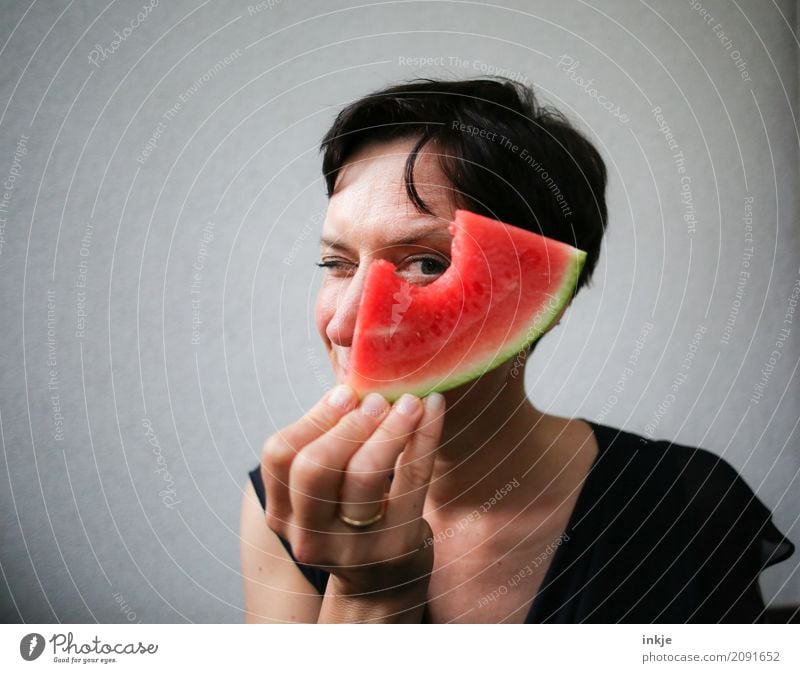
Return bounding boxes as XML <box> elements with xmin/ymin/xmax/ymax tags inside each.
<box><xmin>588</xmin><ymin>418</ymin><xmax>759</xmax><ymax>491</ymax></box>
<box><xmin>586</xmin><ymin>420</ymin><xmax>795</xmax><ymax>572</ymax></box>
<box><xmin>574</xmin><ymin>421</ymin><xmax>794</xmax><ymax>622</ymax></box>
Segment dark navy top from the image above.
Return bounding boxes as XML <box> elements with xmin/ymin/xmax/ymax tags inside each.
<box><xmin>248</xmin><ymin>419</ymin><xmax>795</xmax><ymax>623</ymax></box>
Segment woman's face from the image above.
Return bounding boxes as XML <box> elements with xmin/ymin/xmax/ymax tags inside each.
<box><xmin>315</xmin><ymin>137</ymin><xmax>456</xmax><ymax>385</ymax></box>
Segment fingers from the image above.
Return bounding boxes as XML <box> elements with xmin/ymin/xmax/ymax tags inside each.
<box><xmin>289</xmin><ymin>393</ymin><xmax>391</xmax><ymax>531</ymax></box>
<box><xmin>263</xmin><ymin>385</ymin><xmax>446</xmax><ymax>552</ymax></box>
<box><xmin>388</xmin><ymin>392</ymin><xmax>446</xmax><ymax>524</ymax></box>
<box><xmin>261</xmin><ymin>385</ymin><xmax>357</xmax><ymax>532</ymax></box>
<box><xmin>338</xmin><ymin>394</ymin><xmax>426</xmax><ymax>524</ymax></box>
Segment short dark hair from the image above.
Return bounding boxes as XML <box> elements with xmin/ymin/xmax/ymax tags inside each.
<box><xmin>320</xmin><ymin>77</ymin><xmax>608</xmax><ymax>294</ymax></box>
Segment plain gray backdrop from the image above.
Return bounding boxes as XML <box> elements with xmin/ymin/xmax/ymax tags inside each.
<box><xmin>0</xmin><ymin>0</ymin><xmax>798</xmax><ymax>622</ymax></box>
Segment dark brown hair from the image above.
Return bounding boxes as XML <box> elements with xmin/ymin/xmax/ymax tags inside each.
<box><xmin>319</xmin><ymin>77</ymin><xmax>608</xmax><ymax>293</ymax></box>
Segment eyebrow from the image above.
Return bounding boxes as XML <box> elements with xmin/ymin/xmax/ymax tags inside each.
<box><xmin>319</xmin><ymin>229</ymin><xmax>453</xmax><ymax>253</ymax></box>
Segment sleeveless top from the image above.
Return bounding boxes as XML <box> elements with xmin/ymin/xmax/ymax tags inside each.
<box><xmin>248</xmin><ymin>419</ymin><xmax>795</xmax><ymax>623</ymax></box>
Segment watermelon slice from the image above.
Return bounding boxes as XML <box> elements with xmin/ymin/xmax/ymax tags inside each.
<box><xmin>345</xmin><ymin>209</ymin><xmax>586</xmax><ymax>401</ymax></box>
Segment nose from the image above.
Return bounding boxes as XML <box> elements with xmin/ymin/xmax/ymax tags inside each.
<box><xmin>325</xmin><ymin>265</ymin><xmax>367</xmax><ymax>348</ymax></box>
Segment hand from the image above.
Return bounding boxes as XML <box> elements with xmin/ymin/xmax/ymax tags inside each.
<box><xmin>260</xmin><ymin>385</ymin><xmax>446</xmax><ymax>597</ymax></box>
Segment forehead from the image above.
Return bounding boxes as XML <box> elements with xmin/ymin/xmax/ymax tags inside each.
<box><xmin>322</xmin><ymin>137</ymin><xmax>455</xmax><ymax>246</ymax></box>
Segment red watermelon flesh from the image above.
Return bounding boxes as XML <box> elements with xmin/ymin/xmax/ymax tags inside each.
<box><xmin>345</xmin><ymin>209</ymin><xmax>586</xmax><ymax>401</ymax></box>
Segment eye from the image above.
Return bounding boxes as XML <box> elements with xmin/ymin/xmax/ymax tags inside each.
<box><xmin>316</xmin><ymin>258</ymin><xmax>357</xmax><ymax>277</ymax></box>
<box><xmin>397</xmin><ymin>255</ymin><xmax>449</xmax><ymax>283</ymax></box>
<box><xmin>316</xmin><ymin>254</ymin><xmax>449</xmax><ymax>282</ymax></box>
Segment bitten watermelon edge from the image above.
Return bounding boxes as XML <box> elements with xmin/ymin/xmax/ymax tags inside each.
<box><xmin>345</xmin><ymin>209</ymin><xmax>587</xmax><ymax>401</ymax></box>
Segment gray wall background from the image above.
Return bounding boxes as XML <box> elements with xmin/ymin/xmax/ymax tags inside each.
<box><xmin>0</xmin><ymin>0</ymin><xmax>798</xmax><ymax>623</ymax></box>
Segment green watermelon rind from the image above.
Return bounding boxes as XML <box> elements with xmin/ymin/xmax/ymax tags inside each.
<box><xmin>373</xmin><ymin>248</ymin><xmax>587</xmax><ymax>402</ymax></box>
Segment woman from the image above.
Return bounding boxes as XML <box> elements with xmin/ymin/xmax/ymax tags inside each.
<box><xmin>240</xmin><ymin>78</ymin><xmax>795</xmax><ymax>623</ymax></box>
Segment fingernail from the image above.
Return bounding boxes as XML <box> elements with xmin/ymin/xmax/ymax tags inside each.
<box><xmin>328</xmin><ymin>385</ymin><xmax>355</xmax><ymax>410</ymax></box>
<box><xmin>361</xmin><ymin>393</ymin><xmax>388</xmax><ymax>417</ymax></box>
<box><xmin>425</xmin><ymin>392</ymin><xmax>445</xmax><ymax>413</ymax></box>
<box><xmin>395</xmin><ymin>394</ymin><xmax>421</xmax><ymax>416</ymax></box>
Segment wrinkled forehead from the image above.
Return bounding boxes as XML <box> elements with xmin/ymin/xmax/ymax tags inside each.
<box><xmin>322</xmin><ymin>138</ymin><xmax>456</xmax><ymax>248</ymax></box>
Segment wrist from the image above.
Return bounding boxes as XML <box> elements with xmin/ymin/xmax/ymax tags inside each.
<box><xmin>318</xmin><ymin>574</ymin><xmax>430</xmax><ymax>624</ymax></box>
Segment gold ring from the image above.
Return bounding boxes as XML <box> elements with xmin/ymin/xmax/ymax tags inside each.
<box><xmin>336</xmin><ymin>497</ymin><xmax>387</xmax><ymax>528</ymax></box>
